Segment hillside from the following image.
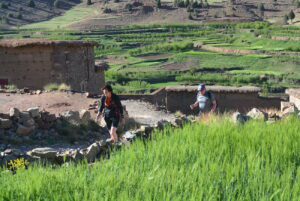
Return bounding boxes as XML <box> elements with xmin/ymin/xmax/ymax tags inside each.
<box><xmin>0</xmin><ymin>0</ymin><xmax>81</xmax><ymax>27</ymax></box>
<box><xmin>1</xmin><ymin>117</ymin><xmax>300</xmax><ymax>200</ymax></box>
<box><xmin>12</xmin><ymin>0</ymin><xmax>300</xmax><ymax>30</ymax></box>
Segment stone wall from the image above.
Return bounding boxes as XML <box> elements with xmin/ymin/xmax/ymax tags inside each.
<box><xmin>0</xmin><ymin>43</ymin><xmax>104</xmax><ymax>94</ymax></box>
<box><xmin>166</xmin><ymin>90</ymin><xmax>281</xmax><ymax>114</ymax></box>
<box><xmin>286</xmin><ymin>89</ymin><xmax>300</xmax><ymax>109</ymax></box>
<box><xmin>120</xmin><ymin>88</ymin><xmax>166</xmax><ymax>108</ymax></box>
<box><xmin>120</xmin><ymin>86</ymin><xmax>283</xmax><ymax>114</ymax></box>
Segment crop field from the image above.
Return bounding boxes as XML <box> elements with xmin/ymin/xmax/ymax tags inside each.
<box><xmin>1</xmin><ymin>116</ymin><xmax>300</xmax><ymax>200</ymax></box>
<box><xmin>2</xmin><ymin>22</ymin><xmax>300</xmax><ymax>93</ymax></box>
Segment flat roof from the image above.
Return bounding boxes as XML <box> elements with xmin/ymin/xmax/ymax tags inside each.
<box><xmin>165</xmin><ymin>85</ymin><xmax>261</xmax><ymax>93</ymax></box>
<box><xmin>0</xmin><ymin>39</ymin><xmax>98</xmax><ymax>48</ymax></box>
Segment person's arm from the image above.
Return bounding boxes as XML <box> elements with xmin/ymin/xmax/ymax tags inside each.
<box><xmin>211</xmin><ymin>100</ymin><xmax>217</xmax><ymax>113</ymax></box>
<box><xmin>96</xmin><ymin>96</ymin><xmax>105</xmax><ymax>120</ymax></box>
<box><xmin>190</xmin><ymin>101</ymin><xmax>199</xmax><ymax>110</ymax></box>
<box><xmin>210</xmin><ymin>94</ymin><xmax>217</xmax><ymax>113</ymax></box>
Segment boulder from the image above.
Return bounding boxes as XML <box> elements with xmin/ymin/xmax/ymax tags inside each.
<box><xmin>156</xmin><ymin>120</ymin><xmax>172</xmax><ymax>130</ymax></box>
<box><xmin>27</xmin><ymin>107</ymin><xmax>40</xmax><ymax>118</ymax></box>
<box><xmin>82</xmin><ymin>143</ymin><xmax>100</xmax><ymax>162</ymax></box>
<box><xmin>0</xmin><ymin>118</ymin><xmax>12</xmax><ymax>129</ymax></box>
<box><xmin>282</xmin><ymin>105</ymin><xmax>298</xmax><ymax>117</ymax></box>
<box><xmin>9</xmin><ymin>108</ymin><xmax>20</xmax><ymax>118</ymax></box>
<box><xmin>61</xmin><ymin>111</ymin><xmax>80</xmax><ymax>125</ymax></box>
<box><xmin>140</xmin><ymin>125</ymin><xmax>153</xmax><ymax>135</ymax></box>
<box><xmin>123</xmin><ymin>131</ymin><xmax>136</xmax><ymax>142</ymax></box>
<box><xmin>247</xmin><ymin>108</ymin><xmax>267</xmax><ymax>121</ymax></box>
<box><xmin>80</xmin><ymin>110</ymin><xmax>91</xmax><ymax>125</ymax></box>
<box><xmin>16</xmin><ymin>124</ymin><xmax>34</xmax><ymax>136</ymax></box>
<box><xmin>36</xmin><ymin>90</ymin><xmax>42</xmax><ymax>95</ymax></box>
<box><xmin>71</xmin><ymin>150</ymin><xmax>84</xmax><ymax>161</ymax></box>
<box><xmin>56</xmin><ymin>152</ymin><xmax>73</xmax><ymax>164</ymax></box>
<box><xmin>29</xmin><ymin>147</ymin><xmax>58</xmax><ymax>162</ymax></box>
<box><xmin>19</xmin><ymin>112</ymin><xmax>31</xmax><ymax>123</ymax></box>
<box><xmin>232</xmin><ymin>112</ymin><xmax>250</xmax><ymax>124</ymax></box>
<box><xmin>23</xmin><ymin>118</ymin><xmax>36</xmax><ymax>127</ymax></box>
<box><xmin>281</xmin><ymin>101</ymin><xmax>294</xmax><ymax>112</ymax></box>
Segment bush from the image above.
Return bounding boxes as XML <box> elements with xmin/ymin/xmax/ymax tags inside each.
<box><xmin>17</xmin><ymin>12</ymin><xmax>23</xmax><ymax>19</ymax></box>
<box><xmin>54</xmin><ymin>0</ymin><xmax>60</xmax><ymax>8</ymax></box>
<box><xmin>103</xmin><ymin>7</ymin><xmax>112</xmax><ymax>13</ymax></box>
<box><xmin>44</xmin><ymin>83</ymin><xmax>71</xmax><ymax>91</ymax></box>
<box><xmin>0</xmin><ymin>3</ymin><xmax>8</xmax><ymax>9</ymax></box>
<box><xmin>28</xmin><ymin>0</ymin><xmax>36</xmax><ymax>8</ymax></box>
<box><xmin>7</xmin><ymin>13</ymin><xmax>13</xmax><ymax>18</ymax></box>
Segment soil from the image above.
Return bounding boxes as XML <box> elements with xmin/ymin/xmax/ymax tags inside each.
<box><xmin>0</xmin><ymin>92</ymin><xmax>175</xmax><ymax>126</ymax></box>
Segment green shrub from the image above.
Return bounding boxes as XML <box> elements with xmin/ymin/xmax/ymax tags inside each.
<box><xmin>44</xmin><ymin>83</ymin><xmax>71</xmax><ymax>91</ymax></box>
<box><xmin>28</xmin><ymin>0</ymin><xmax>36</xmax><ymax>8</ymax></box>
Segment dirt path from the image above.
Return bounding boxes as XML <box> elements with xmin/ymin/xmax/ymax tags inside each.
<box><xmin>122</xmin><ymin>100</ymin><xmax>175</xmax><ymax>126</ymax></box>
<box><xmin>0</xmin><ymin>92</ymin><xmax>175</xmax><ymax>126</ymax></box>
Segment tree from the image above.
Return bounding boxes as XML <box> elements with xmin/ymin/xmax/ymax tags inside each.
<box><xmin>283</xmin><ymin>14</ymin><xmax>288</xmax><ymax>25</ymax></box>
<box><xmin>54</xmin><ymin>0</ymin><xmax>60</xmax><ymax>8</ymax></box>
<box><xmin>17</xmin><ymin>12</ymin><xmax>23</xmax><ymax>19</ymax></box>
<box><xmin>188</xmin><ymin>11</ymin><xmax>193</xmax><ymax>20</ymax></box>
<box><xmin>185</xmin><ymin>0</ymin><xmax>190</xmax><ymax>7</ymax></box>
<box><xmin>157</xmin><ymin>0</ymin><xmax>161</xmax><ymax>8</ymax></box>
<box><xmin>28</xmin><ymin>0</ymin><xmax>36</xmax><ymax>8</ymax></box>
<box><xmin>258</xmin><ymin>3</ymin><xmax>265</xmax><ymax>11</ymax></box>
<box><xmin>1</xmin><ymin>16</ymin><xmax>8</xmax><ymax>24</ymax></box>
<box><xmin>229</xmin><ymin>0</ymin><xmax>235</xmax><ymax>5</ymax></box>
<box><xmin>0</xmin><ymin>3</ymin><xmax>8</xmax><ymax>9</ymax></box>
<box><xmin>296</xmin><ymin>0</ymin><xmax>300</xmax><ymax>8</ymax></box>
<box><xmin>288</xmin><ymin>10</ymin><xmax>295</xmax><ymax>23</ymax></box>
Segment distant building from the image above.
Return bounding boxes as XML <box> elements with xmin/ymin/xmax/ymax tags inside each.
<box><xmin>0</xmin><ymin>39</ymin><xmax>105</xmax><ymax>94</ymax></box>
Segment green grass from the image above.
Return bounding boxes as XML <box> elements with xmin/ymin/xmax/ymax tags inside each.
<box><xmin>2</xmin><ymin>117</ymin><xmax>300</xmax><ymax>200</ymax></box>
<box><xmin>22</xmin><ymin>6</ymin><xmax>97</xmax><ymax>30</ymax></box>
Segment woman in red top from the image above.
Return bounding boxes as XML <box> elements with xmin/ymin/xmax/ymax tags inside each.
<box><xmin>96</xmin><ymin>85</ymin><xmax>124</xmax><ymax>143</ymax></box>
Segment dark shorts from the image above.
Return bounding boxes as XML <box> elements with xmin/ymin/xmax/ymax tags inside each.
<box><xmin>104</xmin><ymin>116</ymin><xmax>120</xmax><ymax>130</ymax></box>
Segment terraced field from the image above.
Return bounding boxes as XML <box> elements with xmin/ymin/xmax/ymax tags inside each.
<box><xmin>2</xmin><ymin>22</ymin><xmax>300</xmax><ymax>93</ymax></box>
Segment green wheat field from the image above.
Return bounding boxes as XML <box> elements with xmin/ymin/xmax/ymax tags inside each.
<box><xmin>1</xmin><ymin>116</ymin><xmax>300</xmax><ymax>201</ymax></box>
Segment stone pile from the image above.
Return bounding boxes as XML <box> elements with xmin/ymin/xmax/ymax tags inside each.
<box><xmin>0</xmin><ymin>87</ymin><xmax>43</xmax><ymax>95</ymax></box>
<box><xmin>232</xmin><ymin>104</ymin><xmax>299</xmax><ymax>124</ymax></box>
<box><xmin>0</xmin><ymin>106</ymin><xmax>188</xmax><ymax>167</ymax></box>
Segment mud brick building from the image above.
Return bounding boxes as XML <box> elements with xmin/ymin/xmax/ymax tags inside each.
<box><xmin>0</xmin><ymin>39</ymin><xmax>105</xmax><ymax>93</ymax></box>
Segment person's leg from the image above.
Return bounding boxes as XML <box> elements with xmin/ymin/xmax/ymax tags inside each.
<box><xmin>110</xmin><ymin>127</ymin><xmax>118</xmax><ymax>142</ymax></box>
<box><xmin>111</xmin><ymin>117</ymin><xmax>120</xmax><ymax>142</ymax></box>
<box><xmin>104</xmin><ymin>116</ymin><xmax>112</xmax><ymax>132</ymax></box>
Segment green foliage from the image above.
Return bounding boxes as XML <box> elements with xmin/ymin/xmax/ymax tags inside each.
<box><xmin>28</xmin><ymin>0</ymin><xmax>36</xmax><ymax>8</ymax></box>
<box><xmin>288</xmin><ymin>10</ymin><xmax>296</xmax><ymax>23</ymax></box>
<box><xmin>54</xmin><ymin>0</ymin><xmax>60</xmax><ymax>8</ymax></box>
<box><xmin>2</xmin><ymin>118</ymin><xmax>300</xmax><ymax>200</ymax></box>
<box><xmin>0</xmin><ymin>3</ymin><xmax>8</xmax><ymax>9</ymax></box>
<box><xmin>156</xmin><ymin>0</ymin><xmax>161</xmax><ymax>8</ymax></box>
<box><xmin>129</xmin><ymin>42</ymin><xmax>193</xmax><ymax>56</ymax></box>
<box><xmin>44</xmin><ymin>83</ymin><xmax>71</xmax><ymax>91</ymax></box>
<box><xmin>258</xmin><ymin>3</ymin><xmax>265</xmax><ymax>11</ymax></box>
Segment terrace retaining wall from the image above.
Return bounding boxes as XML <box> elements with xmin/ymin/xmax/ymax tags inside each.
<box><xmin>120</xmin><ymin>86</ymin><xmax>283</xmax><ymax>114</ymax></box>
